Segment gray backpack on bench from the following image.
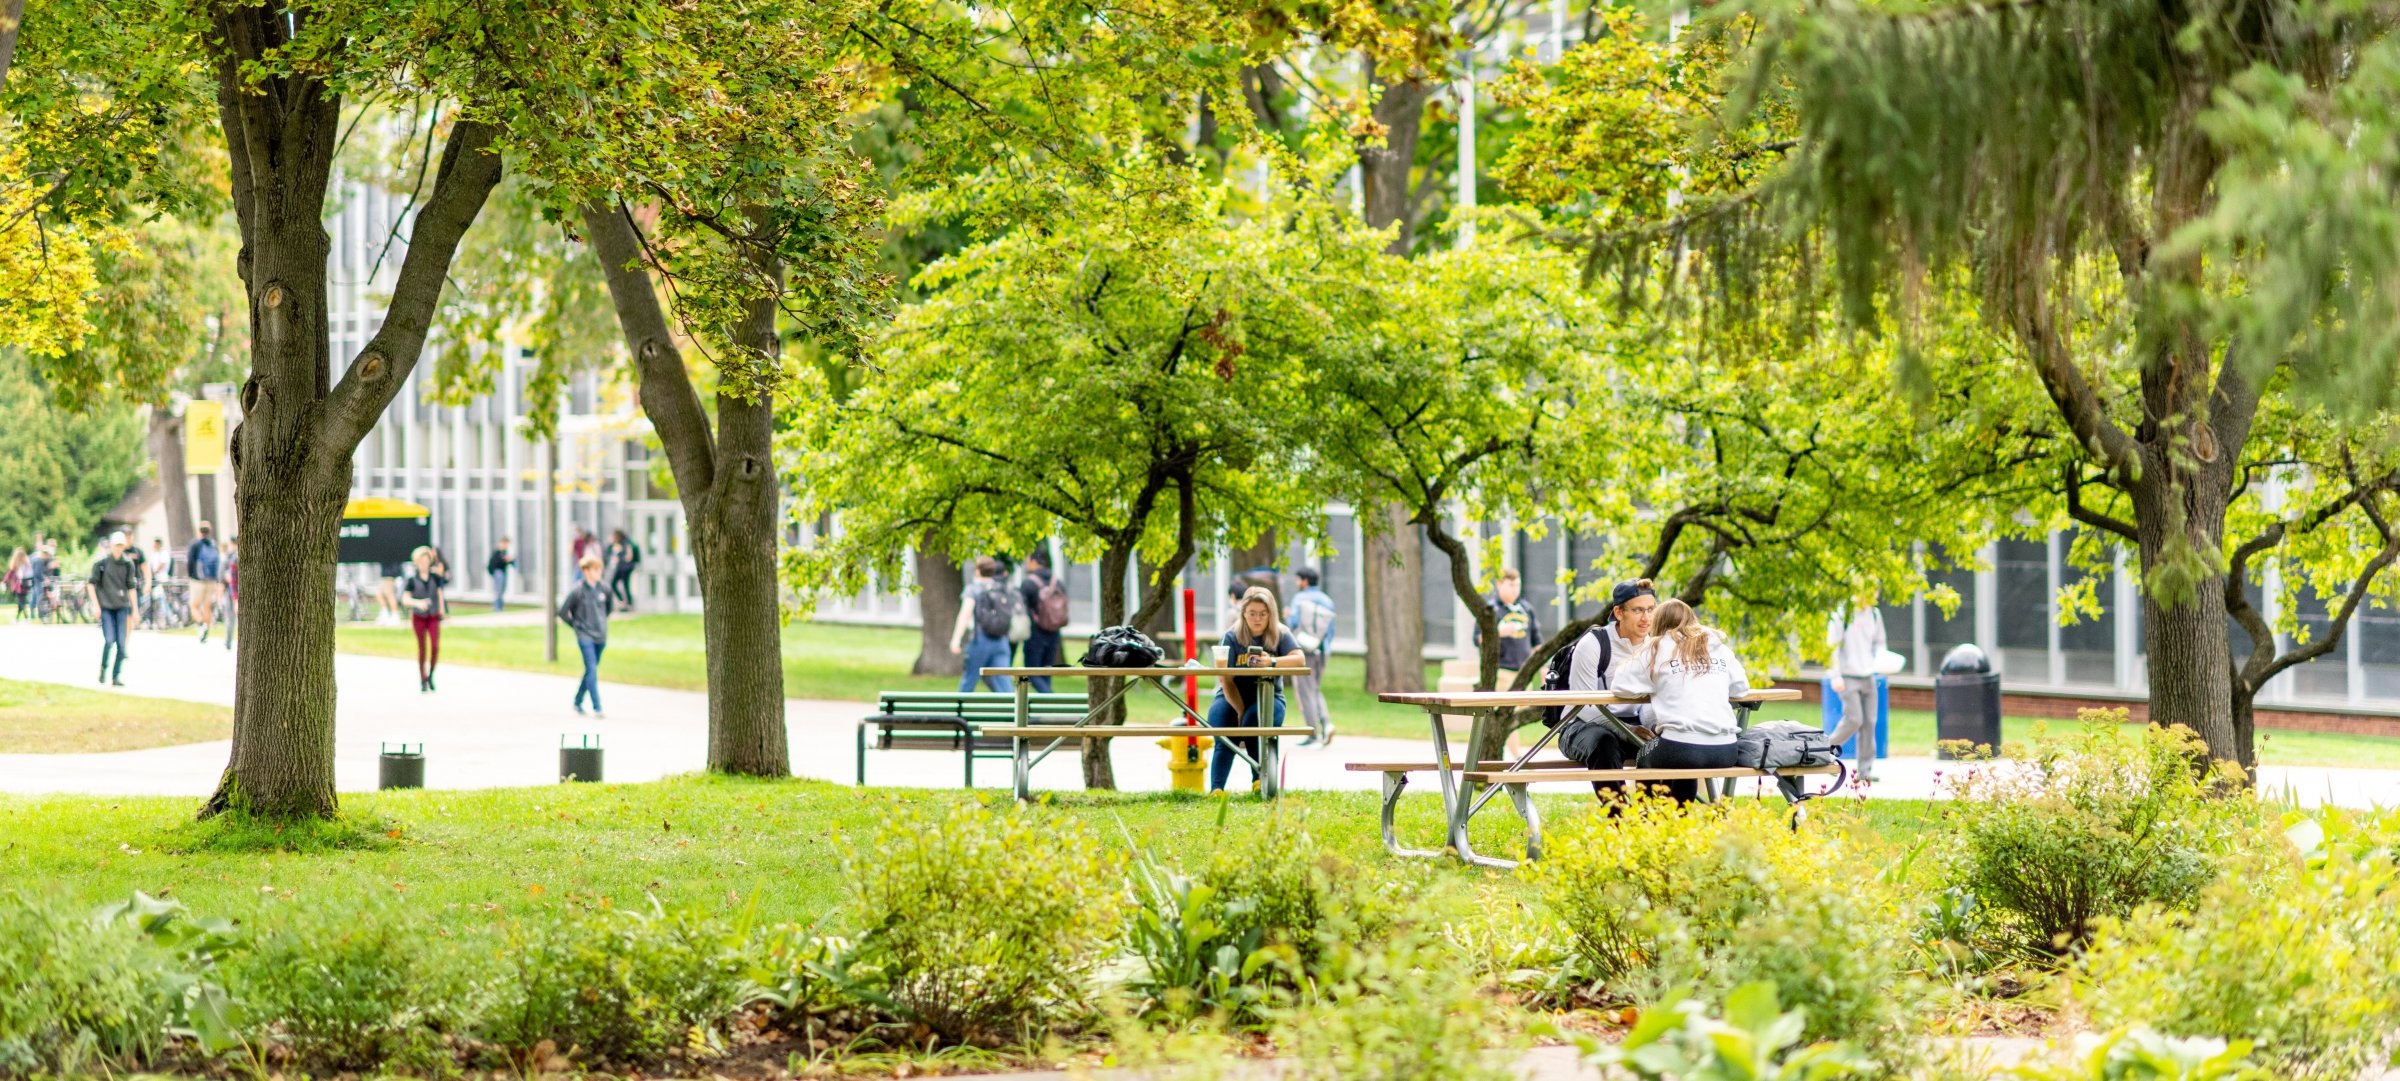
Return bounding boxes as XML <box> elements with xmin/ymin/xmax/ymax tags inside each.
<box><xmin>1734</xmin><ymin>721</ymin><xmax>1837</xmax><ymax>770</ymax></box>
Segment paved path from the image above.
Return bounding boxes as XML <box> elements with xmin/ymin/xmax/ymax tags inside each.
<box><xmin>0</xmin><ymin>622</ymin><xmax>2395</xmax><ymax>808</ymax></box>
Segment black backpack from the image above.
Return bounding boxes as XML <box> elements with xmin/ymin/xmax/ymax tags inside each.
<box><xmin>972</xmin><ymin>581</ymin><xmax>1020</xmax><ymax>638</ymax></box>
<box><xmin>1078</xmin><ymin>625</ymin><xmax>1164</xmax><ymax>668</ymax></box>
<box><xmin>1540</xmin><ymin>627</ymin><xmax>1611</xmax><ymax>727</ymax></box>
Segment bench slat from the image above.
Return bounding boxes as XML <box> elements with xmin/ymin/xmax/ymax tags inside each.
<box><xmin>980</xmin><ymin>726</ymin><xmax>1315</xmax><ymax>739</ymax></box>
<box><xmin>1344</xmin><ymin>760</ymin><xmax>1591</xmax><ymax>772</ymax></box>
<box><xmin>1461</xmin><ymin>765</ymin><xmax>1840</xmax><ymax>783</ymax></box>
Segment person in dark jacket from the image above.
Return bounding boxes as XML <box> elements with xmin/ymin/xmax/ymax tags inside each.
<box><xmin>87</xmin><ymin>533</ymin><xmax>141</xmax><ymax>685</ymax></box>
<box><xmin>605</xmin><ymin>529</ymin><xmax>640</xmax><ymax>611</ymax></box>
<box><xmin>558</xmin><ymin>554</ymin><xmax>615</xmax><ymax>716</ymax></box>
<box><xmin>1475</xmin><ymin>568</ymin><xmax>1542</xmax><ymax>674</ymax></box>
<box><xmin>1016</xmin><ymin>550</ymin><xmax>1063</xmax><ymax>692</ymax></box>
<box><xmin>401</xmin><ymin>546</ymin><xmax>448</xmax><ymax>692</ymax></box>
<box><xmin>486</xmin><ymin>537</ymin><xmax>516</xmax><ymax>612</ymax></box>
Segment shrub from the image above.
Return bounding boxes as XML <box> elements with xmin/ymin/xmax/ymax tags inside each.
<box><xmin>0</xmin><ymin>897</ymin><xmax>180</xmax><ymax>1076</ymax></box>
<box><xmin>474</xmin><ymin>904</ymin><xmax>751</xmax><ymax>1068</ymax></box>
<box><xmin>235</xmin><ymin>902</ymin><xmax>457</xmax><ymax>1074</ymax></box>
<box><xmin>1276</xmin><ymin>941</ymin><xmax>1514</xmax><ymax>1081</ymax></box>
<box><xmin>2071</xmin><ymin>808</ymin><xmax>2400</xmax><ymax>1077</ymax></box>
<box><xmin>1564</xmin><ymin>981</ymin><xmax>1871</xmax><ymax>1081</ymax></box>
<box><xmin>2009</xmin><ymin>1026</ymin><xmax>2272</xmax><ymax>1081</ymax></box>
<box><xmin>840</xmin><ymin>801</ymin><xmax>1125</xmax><ymax>1046</ymax></box>
<box><xmin>1941</xmin><ymin>715</ymin><xmax>2239</xmax><ymax>954</ymax></box>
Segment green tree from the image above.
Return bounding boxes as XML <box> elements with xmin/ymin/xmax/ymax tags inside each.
<box><xmin>0</xmin><ymin>347</ymin><xmax>142</xmax><ymax>552</ymax></box>
<box><xmin>788</xmin><ymin>172</ymin><xmax>1335</xmax><ymax>789</ymax></box>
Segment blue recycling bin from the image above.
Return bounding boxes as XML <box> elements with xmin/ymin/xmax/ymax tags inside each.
<box><xmin>1820</xmin><ymin>674</ymin><xmax>1890</xmax><ymax>759</ymax></box>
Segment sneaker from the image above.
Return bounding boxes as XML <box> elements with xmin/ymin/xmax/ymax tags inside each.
<box><xmin>591</xmin><ymin>710</ymin><xmax>605</xmax><ymax>719</ymax></box>
<box><xmin>1298</xmin><ymin>735</ymin><xmax>1320</xmax><ymax>748</ymax></box>
<box><xmin>1319</xmin><ymin>724</ymin><xmax>1335</xmax><ymax>748</ymax></box>
<box><xmin>111</xmin><ymin>678</ymin><xmax>124</xmax><ymax>687</ymax></box>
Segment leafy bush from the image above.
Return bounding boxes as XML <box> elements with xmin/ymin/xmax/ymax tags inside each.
<box><xmin>1564</xmin><ymin>981</ymin><xmax>1869</xmax><ymax>1081</ymax></box>
<box><xmin>2071</xmin><ymin>808</ymin><xmax>2400</xmax><ymax>1077</ymax></box>
<box><xmin>235</xmin><ymin>902</ymin><xmax>457</xmax><ymax>1073</ymax></box>
<box><xmin>1277</xmin><ymin>942</ymin><xmax>1514</xmax><ymax>1081</ymax></box>
<box><xmin>1125</xmin><ymin>814</ymin><xmax>1399</xmax><ymax>1027</ymax></box>
<box><xmin>2009</xmin><ymin>1026</ymin><xmax>2271</xmax><ymax>1081</ymax></box>
<box><xmin>474</xmin><ymin>904</ymin><xmax>751</xmax><ymax>1068</ymax></box>
<box><xmin>840</xmin><ymin>801</ymin><xmax>1125</xmax><ymax>1046</ymax></box>
<box><xmin>0</xmin><ymin>897</ymin><xmax>182</xmax><ymax>1076</ymax></box>
<box><xmin>1941</xmin><ymin>715</ymin><xmax>2239</xmax><ymax>954</ymax></box>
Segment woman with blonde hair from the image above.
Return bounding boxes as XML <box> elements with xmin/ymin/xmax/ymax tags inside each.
<box><xmin>399</xmin><ymin>545</ymin><xmax>448</xmax><ymax>692</ymax></box>
<box><xmin>1207</xmin><ymin>585</ymin><xmax>1306</xmax><ymax>793</ymax></box>
<box><xmin>1607</xmin><ymin>598</ymin><xmax>1751</xmax><ymax>802</ymax></box>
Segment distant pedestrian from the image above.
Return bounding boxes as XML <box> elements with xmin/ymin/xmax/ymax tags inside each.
<box><xmin>605</xmin><ymin>528</ymin><xmax>640</xmax><ymax>611</ymax></box>
<box><xmin>1478</xmin><ymin>568</ymin><xmax>1543</xmax><ymax>676</ymax></box>
<box><xmin>5</xmin><ymin>547</ymin><xmax>28</xmax><ymax>620</ymax></box>
<box><xmin>1018</xmin><ymin>550</ymin><xmax>1067</xmax><ymax>692</ymax></box>
<box><xmin>1287</xmin><ymin>567</ymin><xmax>1337</xmax><ymax>746</ymax></box>
<box><xmin>558</xmin><ymin>554</ymin><xmax>614</xmax><ymax>716</ymax></box>
<box><xmin>569</xmin><ymin>524</ymin><xmax>597</xmax><ymax>576</ymax></box>
<box><xmin>221</xmin><ymin>538</ymin><xmax>239</xmax><ymax>651</ymax></box>
<box><xmin>122</xmin><ymin>537</ymin><xmax>148</xmax><ymax>625</ymax></box>
<box><xmin>1828</xmin><ymin>592</ymin><xmax>1888</xmax><ymax>783</ymax></box>
<box><xmin>26</xmin><ymin>542</ymin><xmax>53</xmax><ymax>620</ymax></box>
<box><xmin>950</xmin><ymin>556</ymin><xmax>1018</xmax><ymax>693</ymax></box>
<box><xmin>486</xmin><ymin>537</ymin><xmax>516</xmax><ymax>612</ymax></box>
<box><xmin>142</xmin><ymin>536</ymin><xmax>169</xmax><ymax>627</ymax></box>
<box><xmin>187</xmin><ymin>522</ymin><xmax>225</xmax><ymax>643</ymax></box>
<box><xmin>87</xmin><ymin>533</ymin><xmax>139</xmax><ymax>685</ymax></box>
<box><xmin>400</xmin><ymin>546</ymin><xmax>448</xmax><ymax>692</ymax></box>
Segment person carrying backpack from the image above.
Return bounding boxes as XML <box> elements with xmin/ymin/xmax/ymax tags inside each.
<box><xmin>1547</xmin><ymin>579</ymin><xmax>1660</xmax><ymax>775</ymax></box>
<box><xmin>1017</xmin><ymin>550</ymin><xmax>1068</xmax><ymax>692</ymax></box>
<box><xmin>606</xmin><ymin>529</ymin><xmax>641</xmax><ymax>611</ymax></box>
<box><xmin>950</xmin><ymin>555</ymin><xmax>1019</xmax><ymax>693</ymax></box>
<box><xmin>1287</xmin><ymin>567</ymin><xmax>1338</xmax><ymax>746</ymax></box>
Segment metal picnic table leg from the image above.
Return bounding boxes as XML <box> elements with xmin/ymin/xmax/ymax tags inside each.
<box><xmin>1446</xmin><ymin>710</ymin><xmax>1524</xmax><ymax>870</ymax></box>
<box><xmin>1012</xmin><ymin>736</ymin><xmax>1032</xmax><ymax>801</ymax></box>
<box><xmin>1260</xmin><ymin>729</ymin><xmax>1282</xmax><ymax>799</ymax></box>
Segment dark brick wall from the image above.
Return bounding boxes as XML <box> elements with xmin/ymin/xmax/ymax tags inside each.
<box><xmin>1769</xmin><ymin>679</ymin><xmax>2400</xmax><ymax>740</ymax></box>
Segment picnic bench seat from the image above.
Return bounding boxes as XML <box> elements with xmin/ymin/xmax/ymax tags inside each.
<box><xmin>857</xmin><ymin>691</ymin><xmax>1089</xmax><ymax>787</ymax></box>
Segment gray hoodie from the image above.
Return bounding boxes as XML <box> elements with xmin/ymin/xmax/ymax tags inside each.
<box><xmin>557</xmin><ymin>580</ymin><xmax>613</xmax><ymax>644</ymax></box>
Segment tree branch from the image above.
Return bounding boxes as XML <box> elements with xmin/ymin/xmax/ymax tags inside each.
<box><xmin>2064</xmin><ymin>464</ymin><xmax>2139</xmax><ymax>541</ymax></box>
<box><xmin>580</xmin><ymin>200</ymin><xmax>719</xmax><ymax>512</ymax></box>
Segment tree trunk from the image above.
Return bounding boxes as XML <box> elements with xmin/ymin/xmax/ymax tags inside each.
<box><xmin>0</xmin><ymin>0</ymin><xmax>23</xmax><ymax>91</ymax></box>
<box><xmin>2131</xmin><ymin>443</ymin><xmax>2240</xmax><ymax>766</ymax></box>
<box><xmin>1087</xmin><ymin>541</ymin><xmax>1134</xmax><ymax>789</ymax></box>
<box><xmin>1361</xmin><ymin>505</ymin><xmax>1425</xmax><ymax>693</ymax></box>
<box><xmin>1423</xmin><ymin>514</ymin><xmax>1511</xmax><ymax>767</ymax></box>
<box><xmin>147</xmin><ymin>407</ymin><xmax>195</xmax><ymax>548</ymax></box>
<box><xmin>201</xmin><ymin>13</ymin><xmax>502</xmax><ymax>819</ymax></box>
<box><xmin>581</xmin><ymin>201</ymin><xmax>789</xmax><ymax>777</ymax></box>
<box><xmin>195</xmin><ymin>471</ymin><xmax>219</xmax><ymax>533</ymax></box>
<box><xmin>912</xmin><ymin>542</ymin><xmax>963</xmax><ymax>677</ymax></box>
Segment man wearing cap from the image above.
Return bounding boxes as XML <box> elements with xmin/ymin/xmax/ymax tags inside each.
<box><xmin>88</xmin><ymin>534</ymin><xmax>141</xmax><ymax>685</ymax></box>
<box><xmin>1554</xmin><ymin>578</ymin><xmax>1661</xmax><ymax>774</ymax></box>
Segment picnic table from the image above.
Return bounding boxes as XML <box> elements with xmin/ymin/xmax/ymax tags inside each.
<box><xmin>980</xmin><ymin>665</ymin><xmax>1313</xmax><ymax>800</ymax></box>
<box><xmin>1361</xmin><ymin>687</ymin><xmax>1834</xmax><ymax>869</ymax></box>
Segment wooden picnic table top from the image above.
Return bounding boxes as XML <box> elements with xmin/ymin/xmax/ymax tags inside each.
<box><xmin>1374</xmin><ymin>687</ymin><xmax>1803</xmax><ymax>709</ymax></box>
<box><xmin>982</xmin><ymin>665</ymin><xmax>1302</xmax><ymax>679</ymax></box>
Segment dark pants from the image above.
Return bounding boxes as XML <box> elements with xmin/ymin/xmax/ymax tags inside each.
<box><xmin>490</xmin><ymin>568</ymin><xmax>509</xmax><ymax>612</ymax></box>
<box><xmin>609</xmin><ymin>566</ymin><xmax>636</xmax><ymax>608</ymax></box>
<box><xmin>412</xmin><ymin>613</ymin><xmax>442</xmax><ymax>682</ymax></box>
<box><xmin>1020</xmin><ymin>630</ymin><xmax>1063</xmax><ymax>692</ymax></box>
<box><xmin>1643</xmin><ymin>737</ymin><xmax>1744</xmax><ymax>803</ymax></box>
<box><xmin>576</xmin><ymin>638</ymin><xmax>605</xmax><ymax>711</ymax></box>
<box><xmin>98</xmin><ymin>606</ymin><xmax>129</xmax><ymax>679</ymax></box>
<box><xmin>1205</xmin><ymin>694</ymin><xmax>1284</xmax><ymax>792</ymax></box>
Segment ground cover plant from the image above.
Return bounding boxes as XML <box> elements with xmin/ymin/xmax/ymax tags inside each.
<box><xmin>0</xmin><ymin>678</ymin><xmax>231</xmax><ymax>753</ymax></box>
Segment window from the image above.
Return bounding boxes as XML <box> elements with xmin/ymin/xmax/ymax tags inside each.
<box><xmin>1520</xmin><ymin>520</ymin><xmax>1565</xmax><ymax>629</ymax></box>
<box><xmin>1420</xmin><ymin>528</ymin><xmax>1454</xmax><ymax>650</ymax></box>
<box><xmin>2058</xmin><ymin>531</ymin><xmax>2117</xmax><ymax>684</ymax></box>
<box><xmin>1923</xmin><ymin>560</ymin><xmax>1980</xmax><ymax>669</ymax></box>
<box><xmin>1995</xmin><ymin>538</ymin><xmax>2049</xmax><ymax>677</ymax></box>
<box><xmin>2290</xmin><ymin>577</ymin><xmax>2351</xmax><ymax>699</ymax></box>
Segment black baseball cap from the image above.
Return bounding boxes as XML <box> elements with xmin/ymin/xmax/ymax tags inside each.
<box><xmin>1609</xmin><ymin>579</ymin><xmax>1657</xmax><ymax>610</ymax></box>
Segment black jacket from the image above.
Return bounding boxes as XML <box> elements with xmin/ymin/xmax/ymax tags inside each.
<box><xmin>557</xmin><ymin>580</ymin><xmax>613</xmax><ymax>643</ymax></box>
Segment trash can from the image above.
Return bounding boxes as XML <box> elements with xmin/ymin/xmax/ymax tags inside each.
<box><xmin>560</xmin><ymin>734</ymin><xmax>604</xmax><ymax>783</ymax></box>
<box><xmin>1157</xmin><ymin>731</ymin><xmax>1213</xmax><ymax>793</ymax></box>
<box><xmin>378</xmin><ymin>743</ymin><xmax>425</xmax><ymax>790</ymax></box>
<box><xmin>1934</xmin><ymin>644</ymin><xmax>2003</xmax><ymax>758</ymax></box>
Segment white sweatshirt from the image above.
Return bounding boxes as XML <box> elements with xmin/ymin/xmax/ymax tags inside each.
<box><xmin>1827</xmin><ymin>607</ymin><xmax>1887</xmax><ymax>677</ymax></box>
<box><xmin>1609</xmin><ymin>632</ymin><xmax>1751</xmax><ymax>745</ymax></box>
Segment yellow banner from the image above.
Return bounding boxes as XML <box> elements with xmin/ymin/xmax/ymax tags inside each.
<box><xmin>185</xmin><ymin>400</ymin><xmax>225</xmax><ymax>475</ymax></box>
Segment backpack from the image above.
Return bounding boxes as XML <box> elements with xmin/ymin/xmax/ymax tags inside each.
<box><xmin>971</xmin><ymin>580</ymin><xmax>1020</xmax><ymax>639</ymax></box>
<box><xmin>1539</xmin><ymin>627</ymin><xmax>1611</xmax><ymax>727</ymax></box>
<box><xmin>1078</xmin><ymin>625</ymin><xmax>1164</xmax><ymax>668</ymax></box>
<box><xmin>1733</xmin><ymin>721</ymin><xmax>1839</xmax><ymax>770</ymax></box>
<box><xmin>1032</xmin><ymin>574</ymin><xmax>1070</xmax><ymax>632</ymax></box>
<box><xmin>1288</xmin><ymin>591</ymin><xmax>1335</xmax><ymax>652</ymax></box>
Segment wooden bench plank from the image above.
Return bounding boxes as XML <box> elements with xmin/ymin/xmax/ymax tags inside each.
<box><xmin>1344</xmin><ymin>760</ymin><xmax>1593</xmax><ymax>772</ymax></box>
<box><xmin>981</xmin><ymin>725</ymin><xmax>1315</xmax><ymax>739</ymax></box>
<box><xmin>1462</xmin><ymin>764</ymin><xmax>1840</xmax><ymax>783</ymax></box>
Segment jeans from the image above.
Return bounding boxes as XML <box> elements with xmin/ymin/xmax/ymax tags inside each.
<box><xmin>1294</xmin><ymin>650</ymin><xmax>1330</xmax><ymax>738</ymax></box>
<box><xmin>490</xmin><ymin>568</ymin><xmax>509</xmax><ymax>612</ymax></box>
<box><xmin>412</xmin><ymin>613</ymin><xmax>442</xmax><ymax>682</ymax></box>
<box><xmin>98</xmin><ymin>606</ymin><xmax>129</xmax><ymax>679</ymax></box>
<box><xmin>1019</xmin><ymin>630</ymin><xmax>1062</xmax><ymax>692</ymax></box>
<box><xmin>1205</xmin><ymin>694</ymin><xmax>1284</xmax><ymax>791</ymax></box>
<box><xmin>960</xmin><ymin>634</ymin><xmax>1014</xmax><ymax>692</ymax></box>
<box><xmin>1830</xmin><ymin>676</ymin><xmax>1880</xmax><ymax>776</ymax></box>
<box><xmin>1642</xmin><ymin>737</ymin><xmax>1743</xmax><ymax>803</ymax></box>
<box><xmin>575</xmin><ymin>638</ymin><xmax>606</xmax><ymax>712</ymax></box>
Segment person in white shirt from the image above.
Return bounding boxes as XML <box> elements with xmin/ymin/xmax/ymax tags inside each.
<box><xmin>1609</xmin><ymin>598</ymin><xmax>1751</xmax><ymax>802</ymax></box>
<box><xmin>1556</xmin><ymin>579</ymin><xmax>1659</xmax><ymax>772</ymax></box>
<box><xmin>1827</xmin><ymin>593</ymin><xmax>1888</xmax><ymax>782</ymax></box>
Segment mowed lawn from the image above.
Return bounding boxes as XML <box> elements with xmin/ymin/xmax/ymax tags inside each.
<box><xmin>0</xmin><ymin>678</ymin><xmax>232</xmax><ymax>754</ymax></box>
<box><xmin>0</xmin><ymin>774</ymin><xmax>1946</xmax><ymax>934</ymax></box>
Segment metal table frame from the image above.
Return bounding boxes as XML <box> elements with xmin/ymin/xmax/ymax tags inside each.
<box><xmin>985</xmin><ymin>666</ymin><xmax>1301</xmax><ymax>800</ymax></box>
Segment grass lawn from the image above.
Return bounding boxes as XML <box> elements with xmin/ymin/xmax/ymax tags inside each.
<box><xmin>0</xmin><ymin>678</ymin><xmax>232</xmax><ymax>753</ymax></box>
<box><xmin>0</xmin><ymin>775</ymin><xmax>1942</xmax><ymax>935</ymax></box>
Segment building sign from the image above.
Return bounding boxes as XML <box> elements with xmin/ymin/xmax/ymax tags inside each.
<box><xmin>185</xmin><ymin>400</ymin><xmax>226</xmax><ymax>475</ymax></box>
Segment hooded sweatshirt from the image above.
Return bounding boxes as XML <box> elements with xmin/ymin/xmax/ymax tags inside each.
<box><xmin>1608</xmin><ymin>631</ymin><xmax>1751</xmax><ymax>745</ymax></box>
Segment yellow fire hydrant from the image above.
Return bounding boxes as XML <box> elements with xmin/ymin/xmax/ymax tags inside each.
<box><xmin>1159</xmin><ymin>731</ymin><xmax>1214</xmax><ymax>792</ymax></box>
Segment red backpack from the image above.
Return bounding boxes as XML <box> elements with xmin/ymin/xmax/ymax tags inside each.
<box><xmin>1032</xmin><ymin>575</ymin><xmax>1070</xmax><ymax>632</ymax></box>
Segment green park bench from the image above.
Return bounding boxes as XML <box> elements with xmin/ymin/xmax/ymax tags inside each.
<box><xmin>856</xmin><ymin>691</ymin><xmax>1091</xmax><ymax>787</ymax></box>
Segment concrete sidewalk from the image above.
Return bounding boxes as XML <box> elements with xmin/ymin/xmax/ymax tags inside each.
<box><xmin>0</xmin><ymin>622</ymin><xmax>2394</xmax><ymax>807</ymax></box>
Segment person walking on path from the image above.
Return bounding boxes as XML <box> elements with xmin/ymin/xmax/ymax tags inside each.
<box><xmin>486</xmin><ymin>537</ymin><xmax>516</xmax><ymax>612</ymax></box>
<box><xmin>25</xmin><ymin>542</ymin><xmax>53</xmax><ymax>621</ymax></box>
<box><xmin>1287</xmin><ymin>567</ymin><xmax>1338</xmax><ymax>746</ymax></box>
<box><xmin>87</xmin><ymin>533</ymin><xmax>140</xmax><ymax>686</ymax></box>
<box><xmin>400</xmin><ymin>546</ymin><xmax>448</xmax><ymax>692</ymax></box>
<box><xmin>559</xmin><ymin>554</ymin><xmax>614</xmax><ymax>717</ymax></box>
<box><xmin>568</xmin><ymin>524</ymin><xmax>597</xmax><ymax>585</ymax></box>
<box><xmin>1017</xmin><ymin>550</ymin><xmax>1067</xmax><ymax>692</ymax></box>
<box><xmin>5</xmin><ymin>548</ymin><xmax>27</xmax><ymax>621</ymax></box>
<box><xmin>1608</xmin><ymin>598</ymin><xmax>1751</xmax><ymax>803</ymax></box>
<box><xmin>1827</xmin><ymin>593</ymin><xmax>1888</xmax><ymax>783</ymax></box>
<box><xmin>950</xmin><ymin>556</ymin><xmax>1019</xmax><ymax>693</ymax></box>
<box><xmin>605</xmin><ymin>529</ymin><xmax>641</xmax><ymax>611</ymax></box>
<box><xmin>1207</xmin><ymin>586</ymin><xmax>1305</xmax><ymax>794</ymax></box>
<box><xmin>186</xmin><ymin>523</ymin><xmax>225</xmax><ymax>644</ymax></box>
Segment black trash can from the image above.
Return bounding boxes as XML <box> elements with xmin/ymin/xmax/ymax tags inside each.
<box><xmin>1934</xmin><ymin>644</ymin><xmax>2003</xmax><ymax>758</ymax></box>
<box><xmin>560</xmin><ymin>734</ymin><xmax>603</xmax><ymax>783</ymax></box>
<box><xmin>378</xmin><ymin>743</ymin><xmax>425</xmax><ymax>790</ymax></box>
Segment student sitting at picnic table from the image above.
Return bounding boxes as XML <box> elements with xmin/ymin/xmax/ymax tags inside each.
<box><xmin>1208</xmin><ymin>585</ymin><xmax>1305</xmax><ymax>794</ymax></box>
<box><xmin>1606</xmin><ymin>598</ymin><xmax>1750</xmax><ymax>803</ymax></box>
